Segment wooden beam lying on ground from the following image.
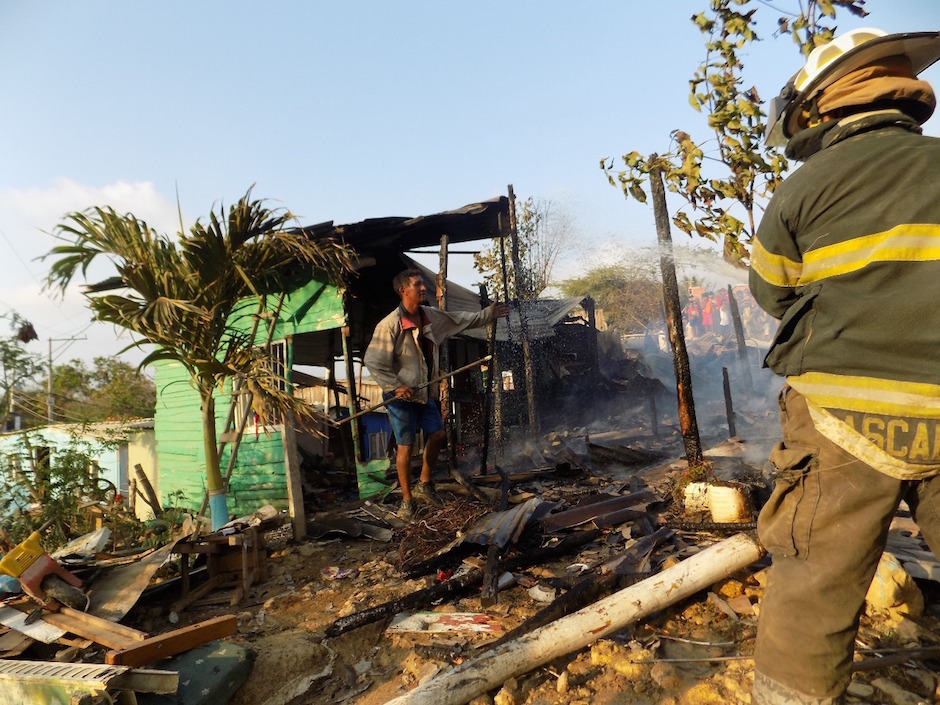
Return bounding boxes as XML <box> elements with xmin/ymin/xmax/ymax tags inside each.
<box><xmin>386</xmin><ymin>533</ymin><xmax>764</xmax><ymax>705</ymax></box>
<box><xmin>16</xmin><ymin>606</ymin><xmax>148</xmax><ymax>650</ymax></box>
<box><xmin>105</xmin><ymin>615</ymin><xmax>237</xmax><ymax>667</ymax></box>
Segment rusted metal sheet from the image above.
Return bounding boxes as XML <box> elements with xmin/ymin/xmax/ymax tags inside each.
<box><xmin>460</xmin><ymin>497</ymin><xmax>557</xmax><ymax>549</ymax></box>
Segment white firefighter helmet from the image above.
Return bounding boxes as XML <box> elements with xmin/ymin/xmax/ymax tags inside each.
<box><xmin>765</xmin><ymin>28</ymin><xmax>940</xmax><ymax>145</ymax></box>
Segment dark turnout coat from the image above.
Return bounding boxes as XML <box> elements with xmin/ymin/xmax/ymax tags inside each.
<box><xmin>749</xmin><ymin>110</ymin><xmax>940</xmax><ymax>477</ymax></box>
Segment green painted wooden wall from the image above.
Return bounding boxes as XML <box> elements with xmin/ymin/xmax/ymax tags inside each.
<box><xmin>154</xmin><ymin>359</ymin><xmax>288</xmax><ymax>517</ymax></box>
<box><xmin>153</xmin><ymin>278</ymin><xmax>347</xmax><ymax>518</ymax></box>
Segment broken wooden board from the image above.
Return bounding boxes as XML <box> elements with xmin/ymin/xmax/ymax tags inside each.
<box><xmin>0</xmin><ymin>627</ymin><xmax>33</xmax><ymax>657</ymax></box>
<box><xmin>36</xmin><ymin>606</ymin><xmax>147</xmax><ymax>650</ymax></box>
<box><xmin>586</xmin><ymin>431</ymin><xmax>663</xmax><ymax>467</ymax></box>
<box><xmin>387</xmin><ymin>612</ymin><xmax>503</xmax><ymax>634</ymax></box>
<box><xmin>105</xmin><ymin>615</ymin><xmax>238</xmax><ymax>667</ymax></box>
<box><xmin>465</xmin><ymin>464</ymin><xmax>584</xmax><ymax>485</ymax></box>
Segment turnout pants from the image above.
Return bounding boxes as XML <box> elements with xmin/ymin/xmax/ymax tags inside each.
<box><xmin>753</xmin><ymin>387</ymin><xmax>940</xmax><ymax>704</ymax></box>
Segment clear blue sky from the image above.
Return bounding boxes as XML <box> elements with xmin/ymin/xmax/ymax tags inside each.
<box><xmin>1</xmin><ymin>1</ymin><xmax>937</xmax><ymax>366</ymax></box>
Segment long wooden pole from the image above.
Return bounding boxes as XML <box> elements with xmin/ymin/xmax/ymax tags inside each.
<box><xmin>333</xmin><ymin>355</ymin><xmax>493</xmax><ymax>425</ymax></box>
<box><xmin>341</xmin><ymin>326</ymin><xmax>362</xmax><ymax>461</ymax></box>
<box><xmin>386</xmin><ymin>533</ymin><xmax>763</xmax><ymax>705</ymax></box>
<box><xmin>727</xmin><ymin>284</ymin><xmax>753</xmax><ymax>393</ymax></box>
<box><xmin>478</xmin><ymin>284</ymin><xmax>495</xmax><ymax>476</ymax></box>
<box><xmin>494</xmin><ymin>213</ymin><xmax>509</xmax><ymax>450</ymax></box>
<box><xmin>438</xmin><ymin>235</ymin><xmax>457</xmax><ymax>469</ymax></box>
<box><xmin>507</xmin><ymin>184</ymin><xmax>538</xmax><ymax>435</ymax></box>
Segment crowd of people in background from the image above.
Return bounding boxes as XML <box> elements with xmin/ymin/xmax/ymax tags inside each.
<box><xmin>682</xmin><ymin>286</ymin><xmax>773</xmax><ymax>343</ymax></box>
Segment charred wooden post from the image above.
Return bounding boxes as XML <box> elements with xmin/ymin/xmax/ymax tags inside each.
<box><xmin>437</xmin><ymin>235</ymin><xmax>458</xmax><ymax>469</ymax></box>
<box><xmin>496</xmin><ymin>215</ymin><xmax>511</xmax><ymax>449</ymax></box>
<box><xmin>480</xmin><ymin>465</ymin><xmax>511</xmax><ymax>607</ymax></box>
<box><xmin>341</xmin><ymin>326</ymin><xmax>363</xmax><ymax>464</ymax></box>
<box><xmin>479</xmin><ymin>284</ymin><xmax>496</xmax><ymax>476</ymax></box>
<box><xmin>722</xmin><ymin>366</ymin><xmax>737</xmax><ymax>438</ymax></box>
<box><xmin>128</xmin><ymin>478</ymin><xmax>137</xmax><ymax>515</ymax></box>
<box><xmin>583</xmin><ymin>296</ymin><xmax>600</xmax><ymax>376</ymax></box>
<box><xmin>727</xmin><ymin>285</ymin><xmax>753</xmax><ymax>393</ymax></box>
<box><xmin>649</xmin><ymin>160</ymin><xmax>704</xmax><ymax>466</ymax></box>
<box><xmin>134</xmin><ymin>464</ymin><xmax>163</xmax><ymax>518</ymax></box>
<box><xmin>648</xmin><ymin>389</ymin><xmax>659</xmax><ymax>440</ymax></box>
<box><xmin>508</xmin><ymin>184</ymin><xmax>539</xmax><ymax>435</ymax></box>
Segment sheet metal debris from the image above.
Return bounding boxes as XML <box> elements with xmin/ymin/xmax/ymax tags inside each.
<box><xmin>460</xmin><ymin>497</ymin><xmax>558</xmax><ymax>549</ymax></box>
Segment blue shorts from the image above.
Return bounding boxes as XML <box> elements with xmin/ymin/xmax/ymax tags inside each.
<box><xmin>385</xmin><ymin>395</ymin><xmax>444</xmax><ymax>447</ymax></box>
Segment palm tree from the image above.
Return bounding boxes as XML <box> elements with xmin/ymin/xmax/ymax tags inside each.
<box><xmin>45</xmin><ymin>190</ymin><xmax>356</xmax><ymax>529</ymax></box>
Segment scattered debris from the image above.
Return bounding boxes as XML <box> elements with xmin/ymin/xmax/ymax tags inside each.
<box><xmin>1</xmin><ymin>403</ymin><xmax>939</xmax><ymax>705</ymax></box>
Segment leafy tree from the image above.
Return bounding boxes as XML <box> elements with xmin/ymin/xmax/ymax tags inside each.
<box><xmin>474</xmin><ymin>196</ymin><xmax>572</xmax><ymax>300</ymax></box>
<box><xmin>601</xmin><ymin>0</ymin><xmax>867</xmax><ymax>264</ymax></box>
<box><xmin>44</xmin><ymin>190</ymin><xmax>356</xmax><ymax>529</ymax></box>
<box><xmin>560</xmin><ymin>263</ymin><xmax>662</xmax><ymax>334</ymax></box>
<box><xmin>51</xmin><ymin>356</ymin><xmax>156</xmax><ymax>423</ymax></box>
<box><xmin>0</xmin><ymin>313</ymin><xmax>42</xmax><ymax>432</ymax></box>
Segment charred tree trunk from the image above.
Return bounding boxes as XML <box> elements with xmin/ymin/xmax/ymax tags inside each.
<box><xmin>649</xmin><ymin>161</ymin><xmax>704</xmax><ymax>467</ymax></box>
<box><xmin>508</xmin><ymin>184</ymin><xmax>538</xmax><ymax>435</ymax></box>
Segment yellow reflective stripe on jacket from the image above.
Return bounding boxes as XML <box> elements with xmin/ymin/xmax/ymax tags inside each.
<box><xmin>750</xmin><ymin>236</ymin><xmax>802</xmax><ymax>288</ymax></box>
<box><xmin>800</xmin><ymin>224</ymin><xmax>940</xmax><ymax>284</ymax></box>
<box><xmin>788</xmin><ymin>372</ymin><xmax>940</xmax><ymax>418</ymax></box>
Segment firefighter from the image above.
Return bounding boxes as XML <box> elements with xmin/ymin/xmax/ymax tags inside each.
<box><xmin>750</xmin><ymin>29</ymin><xmax>940</xmax><ymax>704</ymax></box>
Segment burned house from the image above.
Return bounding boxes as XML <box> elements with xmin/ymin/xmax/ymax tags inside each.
<box><xmin>151</xmin><ymin>196</ymin><xmax>611</xmax><ymax>536</ymax></box>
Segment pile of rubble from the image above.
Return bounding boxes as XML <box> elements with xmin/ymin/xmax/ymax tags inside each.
<box><xmin>2</xmin><ymin>423</ymin><xmax>940</xmax><ymax>705</ymax></box>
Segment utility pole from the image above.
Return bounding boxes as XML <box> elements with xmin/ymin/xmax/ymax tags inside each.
<box><xmin>47</xmin><ymin>336</ymin><xmax>86</xmax><ymax>424</ymax></box>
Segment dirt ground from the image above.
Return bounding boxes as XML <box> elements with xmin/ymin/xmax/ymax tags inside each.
<box><xmin>130</xmin><ymin>431</ymin><xmax>940</xmax><ymax>705</ymax></box>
